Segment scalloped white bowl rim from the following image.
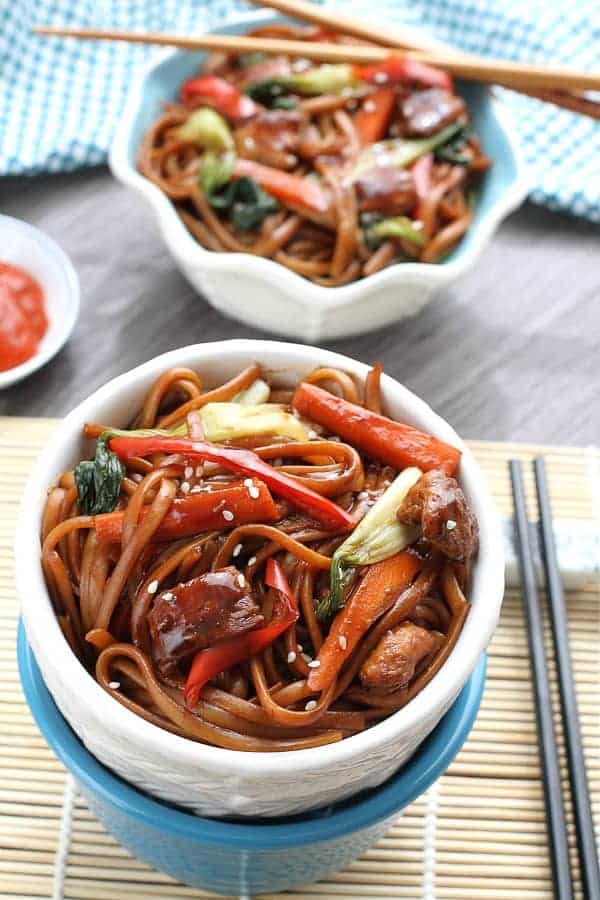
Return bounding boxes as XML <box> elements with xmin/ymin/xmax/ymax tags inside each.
<box><xmin>17</xmin><ymin>339</ymin><xmax>505</xmax><ymax>785</ymax></box>
<box><xmin>108</xmin><ymin>10</ymin><xmax>530</xmax><ymax>313</ymax></box>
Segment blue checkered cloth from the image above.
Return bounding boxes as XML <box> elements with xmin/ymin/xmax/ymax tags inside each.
<box><xmin>2</xmin><ymin>0</ymin><xmax>599</xmax><ymax>221</ymax></box>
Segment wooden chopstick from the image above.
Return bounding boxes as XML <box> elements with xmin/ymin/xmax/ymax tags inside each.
<box><xmin>33</xmin><ymin>24</ymin><xmax>600</xmax><ymax>93</ymax></box>
<box><xmin>247</xmin><ymin>0</ymin><xmax>600</xmax><ymax>119</ymax></box>
<box><xmin>533</xmin><ymin>458</ymin><xmax>600</xmax><ymax>900</ymax></box>
<box><xmin>509</xmin><ymin>459</ymin><xmax>574</xmax><ymax>900</ymax></box>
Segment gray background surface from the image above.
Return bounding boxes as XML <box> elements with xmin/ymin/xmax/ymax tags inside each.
<box><xmin>1</xmin><ymin>168</ymin><xmax>598</xmax><ymax>445</ymax></box>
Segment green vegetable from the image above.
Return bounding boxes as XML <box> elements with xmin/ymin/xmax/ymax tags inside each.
<box><xmin>434</xmin><ymin>125</ymin><xmax>472</xmax><ymax>165</ymax></box>
<box><xmin>317</xmin><ymin>467</ymin><xmax>422</xmax><ymax>620</ymax></box>
<box><xmin>177</xmin><ymin>108</ymin><xmax>233</xmax><ymax>151</ymax></box>
<box><xmin>246</xmin><ymin>80</ymin><xmax>297</xmax><ymax>109</ymax></box>
<box><xmin>74</xmin><ymin>433</ymin><xmax>125</xmax><ymax>516</ymax></box>
<box><xmin>284</xmin><ymin>63</ymin><xmax>357</xmax><ymax>95</ymax></box>
<box><xmin>352</xmin><ymin>121</ymin><xmax>464</xmax><ymax>182</ymax></box>
<box><xmin>233</xmin><ymin>378</ymin><xmax>271</xmax><ymax>405</ymax></box>
<box><xmin>199</xmin><ymin>402</ymin><xmax>308</xmax><ymax>442</ymax></box>
<box><xmin>365</xmin><ymin>215</ymin><xmax>426</xmax><ymax>249</ymax></box>
<box><xmin>199</xmin><ymin>151</ymin><xmax>235</xmax><ymax>195</ymax></box>
<box><xmin>207</xmin><ymin>176</ymin><xmax>279</xmax><ymax>230</ymax></box>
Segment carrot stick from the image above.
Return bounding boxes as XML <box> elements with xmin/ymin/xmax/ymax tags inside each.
<box><xmin>94</xmin><ymin>479</ymin><xmax>278</xmax><ymax>544</ymax></box>
<box><xmin>353</xmin><ymin>86</ymin><xmax>396</xmax><ymax>146</ymax></box>
<box><xmin>293</xmin><ymin>381</ymin><xmax>461</xmax><ymax>475</ymax></box>
<box><xmin>232</xmin><ymin>157</ymin><xmax>335</xmax><ymax>226</ymax></box>
<box><xmin>308</xmin><ymin>550</ymin><xmax>421</xmax><ymax>691</ymax></box>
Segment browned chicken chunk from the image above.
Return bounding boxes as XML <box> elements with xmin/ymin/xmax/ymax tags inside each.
<box><xmin>356</xmin><ymin>166</ymin><xmax>417</xmax><ymax>215</ymax></box>
<box><xmin>397</xmin><ymin>469</ymin><xmax>478</xmax><ymax>561</ymax></box>
<box><xmin>359</xmin><ymin>622</ymin><xmax>444</xmax><ymax>692</ymax></box>
<box><xmin>234</xmin><ymin>109</ymin><xmax>304</xmax><ymax>170</ymax></box>
<box><xmin>401</xmin><ymin>88</ymin><xmax>466</xmax><ymax>137</ymax></box>
<box><xmin>147</xmin><ymin>567</ymin><xmax>263</xmax><ymax>674</ymax></box>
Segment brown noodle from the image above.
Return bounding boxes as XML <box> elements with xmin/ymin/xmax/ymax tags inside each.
<box><xmin>41</xmin><ymin>363</ymin><xmax>472</xmax><ymax>752</ymax></box>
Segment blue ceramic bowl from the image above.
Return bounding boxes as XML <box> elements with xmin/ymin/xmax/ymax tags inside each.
<box><xmin>19</xmin><ymin>622</ymin><xmax>485</xmax><ymax>895</ymax></box>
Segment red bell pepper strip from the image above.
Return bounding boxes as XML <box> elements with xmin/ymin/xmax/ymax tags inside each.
<box><xmin>412</xmin><ymin>152</ymin><xmax>433</xmax><ymax>220</ymax></box>
<box><xmin>180</xmin><ymin>75</ymin><xmax>260</xmax><ymax>122</ymax></box>
<box><xmin>292</xmin><ymin>382</ymin><xmax>461</xmax><ymax>476</ymax></box>
<box><xmin>356</xmin><ymin>58</ymin><xmax>452</xmax><ymax>92</ymax></box>
<box><xmin>184</xmin><ymin>558</ymin><xmax>298</xmax><ymax>708</ymax></box>
<box><xmin>94</xmin><ymin>479</ymin><xmax>278</xmax><ymax>544</ymax></box>
<box><xmin>232</xmin><ymin>157</ymin><xmax>335</xmax><ymax>227</ymax></box>
<box><xmin>108</xmin><ymin>435</ymin><xmax>355</xmax><ymax>531</ymax></box>
<box><xmin>353</xmin><ymin>86</ymin><xmax>397</xmax><ymax>146</ymax></box>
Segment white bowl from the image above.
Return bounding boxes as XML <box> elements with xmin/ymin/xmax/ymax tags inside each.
<box><xmin>109</xmin><ymin>11</ymin><xmax>529</xmax><ymax>342</ymax></box>
<box><xmin>17</xmin><ymin>340</ymin><xmax>504</xmax><ymax>817</ymax></box>
<box><xmin>0</xmin><ymin>215</ymin><xmax>80</xmax><ymax>389</ymax></box>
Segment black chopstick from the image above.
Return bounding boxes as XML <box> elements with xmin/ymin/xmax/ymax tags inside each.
<box><xmin>534</xmin><ymin>457</ymin><xmax>600</xmax><ymax>900</ymax></box>
<box><xmin>509</xmin><ymin>460</ymin><xmax>574</xmax><ymax>900</ymax></box>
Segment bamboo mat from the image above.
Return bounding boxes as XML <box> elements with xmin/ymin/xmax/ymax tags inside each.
<box><xmin>1</xmin><ymin>418</ymin><xmax>599</xmax><ymax>900</ymax></box>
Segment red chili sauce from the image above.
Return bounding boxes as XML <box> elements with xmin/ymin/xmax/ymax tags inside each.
<box><xmin>0</xmin><ymin>262</ymin><xmax>48</xmax><ymax>372</ymax></box>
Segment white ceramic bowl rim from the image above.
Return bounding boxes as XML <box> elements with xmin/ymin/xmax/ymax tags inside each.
<box><xmin>17</xmin><ymin>339</ymin><xmax>504</xmax><ymax>778</ymax></box>
<box><xmin>0</xmin><ymin>214</ymin><xmax>80</xmax><ymax>389</ymax></box>
<box><xmin>108</xmin><ymin>9</ymin><xmax>530</xmax><ymax>312</ymax></box>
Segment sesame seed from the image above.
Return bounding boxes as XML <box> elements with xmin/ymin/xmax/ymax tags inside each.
<box><xmin>147</xmin><ymin>580</ymin><xmax>158</xmax><ymax>595</ymax></box>
<box><xmin>374</xmin><ymin>71</ymin><xmax>388</xmax><ymax>84</ymax></box>
<box><xmin>363</xmin><ymin>100</ymin><xmax>376</xmax><ymax>113</ymax></box>
<box><xmin>184</xmin><ymin>466</ymin><xmax>193</xmax><ymax>480</ymax></box>
<box><xmin>248</xmin><ymin>485</ymin><xmax>260</xmax><ymax>499</ymax></box>
<box><xmin>305</xmin><ymin>700</ymin><xmax>317</xmax><ymax>711</ymax></box>
<box><xmin>162</xmin><ymin>592</ymin><xmax>174</xmax><ymax>601</ymax></box>
<box><xmin>308</xmin><ymin>659</ymin><xmax>321</xmax><ymax>668</ymax></box>
<box><xmin>237</xmin><ymin>574</ymin><xmax>245</xmax><ymax>588</ymax></box>
<box><xmin>180</xmin><ymin>481</ymin><xmax>190</xmax><ymax>494</ymax></box>
<box><xmin>301</xmin><ymin>653</ymin><xmax>312</xmax><ymax>664</ymax></box>
<box><xmin>195</xmin><ymin>465</ymin><xmax>204</xmax><ymax>477</ymax></box>
<box><xmin>307</xmin><ymin>430</ymin><xmax>318</xmax><ymax>440</ymax></box>
<box><xmin>358</xmin><ymin>491</ymin><xmax>369</xmax><ymax>500</ymax></box>
<box><xmin>247</xmin><ymin>556</ymin><xmax>257</xmax><ymax>567</ymax></box>
<box><xmin>338</xmin><ymin>635</ymin><xmax>347</xmax><ymax>650</ymax></box>
<box><xmin>190</xmin><ymin>485</ymin><xmax>202</xmax><ymax>493</ymax></box>
<box><xmin>223</xmin><ymin>509</ymin><xmax>234</xmax><ymax>522</ymax></box>
<box><xmin>446</xmin><ymin>519</ymin><xmax>457</xmax><ymax>531</ymax></box>
<box><xmin>109</xmin><ymin>681</ymin><xmax>120</xmax><ymax>690</ymax></box>
<box><xmin>244</xmin><ymin>135</ymin><xmax>256</xmax><ymax>150</ymax></box>
<box><xmin>297</xmin><ymin>643</ymin><xmax>303</xmax><ymax>652</ymax></box>
<box><xmin>131</xmin><ymin>473</ymin><xmax>143</xmax><ymax>483</ymax></box>
<box><xmin>244</xmin><ymin>478</ymin><xmax>253</xmax><ymax>487</ymax></box>
<box><xmin>233</xmin><ymin>543</ymin><xmax>243</xmax><ymax>558</ymax></box>
<box><xmin>341</xmin><ymin>86</ymin><xmax>354</xmax><ymax>97</ymax></box>
<box><xmin>287</xmin><ymin>651</ymin><xmax>297</xmax><ymax>663</ymax></box>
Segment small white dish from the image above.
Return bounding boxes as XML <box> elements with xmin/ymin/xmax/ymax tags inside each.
<box><xmin>109</xmin><ymin>10</ymin><xmax>529</xmax><ymax>341</ymax></box>
<box><xmin>0</xmin><ymin>215</ymin><xmax>80</xmax><ymax>389</ymax></box>
<box><xmin>17</xmin><ymin>339</ymin><xmax>505</xmax><ymax>818</ymax></box>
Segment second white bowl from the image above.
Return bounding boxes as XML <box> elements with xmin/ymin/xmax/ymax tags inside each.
<box><xmin>17</xmin><ymin>340</ymin><xmax>504</xmax><ymax>817</ymax></box>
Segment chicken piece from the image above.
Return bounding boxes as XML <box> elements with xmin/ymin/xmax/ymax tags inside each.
<box><xmin>147</xmin><ymin>567</ymin><xmax>263</xmax><ymax>674</ymax></box>
<box><xmin>234</xmin><ymin>109</ymin><xmax>304</xmax><ymax>170</ymax></box>
<box><xmin>400</xmin><ymin>88</ymin><xmax>466</xmax><ymax>137</ymax></box>
<box><xmin>397</xmin><ymin>469</ymin><xmax>478</xmax><ymax>561</ymax></box>
<box><xmin>359</xmin><ymin>622</ymin><xmax>443</xmax><ymax>692</ymax></box>
<box><xmin>356</xmin><ymin>166</ymin><xmax>417</xmax><ymax>214</ymax></box>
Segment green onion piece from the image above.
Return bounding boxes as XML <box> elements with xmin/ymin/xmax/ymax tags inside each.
<box><xmin>199</xmin><ymin>403</ymin><xmax>308</xmax><ymax>443</ymax></box>
<box><xmin>283</xmin><ymin>63</ymin><xmax>357</xmax><ymax>95</ymax></box>
<box><xmin>199</xmin><ymin>151</ymin><xmax>235</xmax><ymax>195</ymax></box>
<box><xmin>366</xmin><ymin>216</ymin><xmax>426</xmax><ymax>248</ymax></box>
<box><xmin>318</xmin><ymin>466</ymin><xmax>422</xmax><ymax>620</ymax></box>
<box><xmin>352</xmin><ymin>121</ymin><xmax>463</xmax><ymax>182</ymax></box>
<box><xmin>233</xmin><ymin>378</ymin><xmax>271</xmax><ymax>405</ymax></box>
<box><xmin>177</xmin><ymin>108</ymin><xmax>234</xmax><ymax>151</ymax></box>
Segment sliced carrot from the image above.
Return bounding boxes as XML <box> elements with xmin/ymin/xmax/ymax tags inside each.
<box><xmin>353</xmin><ymin>87</ymin><xmax>397</xmax><ymax>146</ymax></box>
<box><xmin>307</xmin><ymin>550</ymin><xmax>421</xmax><ymax>692</ymax></box>
<box><xmin>232</xmin><ymin>157</ymin><xmax>335</xmax><ymax>227</ymax></box>
<box><xmin>292</xmin><ymin>381</ymin><xmax>461</xmax><ymax>476</ymax></box>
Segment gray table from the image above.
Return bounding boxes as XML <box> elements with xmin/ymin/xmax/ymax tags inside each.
<box><xmin>2</xmin><ymin>168</ymin><xmax>598</xmax><ymax>445</ymax></box>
